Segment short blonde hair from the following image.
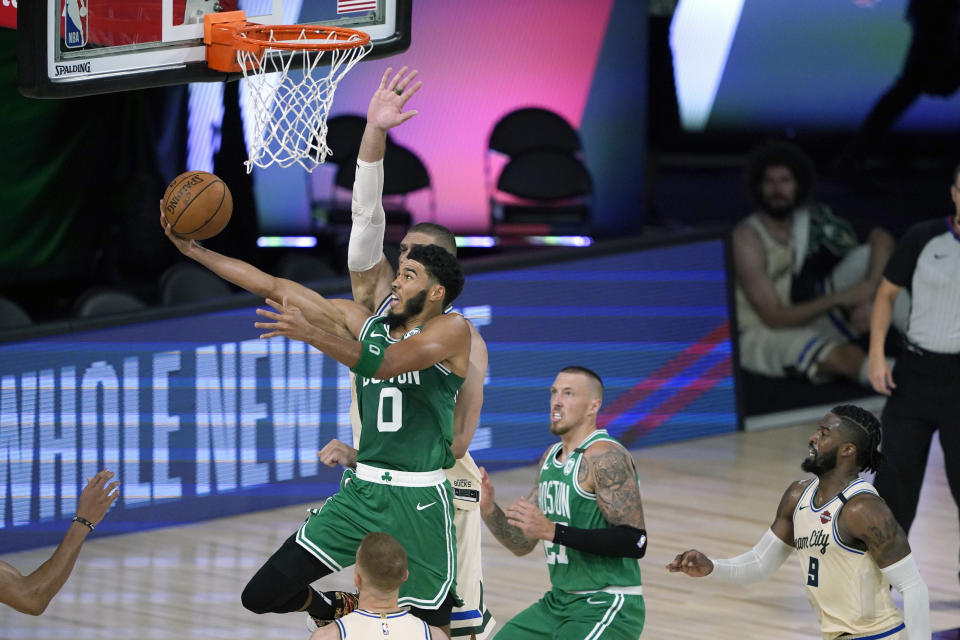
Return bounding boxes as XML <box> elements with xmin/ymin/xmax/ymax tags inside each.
<box><xmin>356</xmin><ymin>532</ymin><xmax>408</xmax><ymax>592</ymax></box>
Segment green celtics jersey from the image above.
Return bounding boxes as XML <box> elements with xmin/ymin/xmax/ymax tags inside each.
<box><xmin>538</xmin><ymin>430</ymin><xmax>643</xmax><ymax>591</ymax></box>
<box><xmin>354</xmin><ymin>315</ymin><xmax>463</xmax><ymax>472</ymax></box>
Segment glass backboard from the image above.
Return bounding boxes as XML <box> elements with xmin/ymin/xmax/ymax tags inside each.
<box><xmin>18</xmin><ymin>0</ymin><xmax>410</xmax><ymax>98</ymax></box>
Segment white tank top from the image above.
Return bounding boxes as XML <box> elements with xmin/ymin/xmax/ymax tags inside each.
<box><xmin>334</xmin><ymin>609</ymin><xmax>431</xmax><ymax>639</ymax></box>
<box><xmin>792</xmin><ymin>477</ymin><xmax>903</xmax><ymax>638</ymax></box>
<box><xmin>735</xmin><ymin>214</ymin><xmax>794</xmax><ymax>331</ymax></box>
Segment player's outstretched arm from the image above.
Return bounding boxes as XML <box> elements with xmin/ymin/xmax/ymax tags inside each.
<box><xmin>839</xmin><ymin>495</ymin><xmax>931</xmax><ymax>640</ymax></box>
<box><xmin>349</xmin><ymin>66</ymin><xmax>422</xmax><ymax>311</ymax></box>
<box><xmin>0</xmin><ymin>471</ymin><xmax>119</xmax><ymax>615</ymax></box>
<box><xmin>451</xmin><ymin>324</ymin><xmax>488</xmax><ymax>459</ymax></box>
<box><xmin>667</xmin><ymin>480</ymin><xmax>801</xmax><ymax>582</ymax></box>
<box><xmin>161</xmin><ymin>210</ymin><xmax>357</xmax><ymax>339</ymax></box>
<box><xmin>254</xmin><ymin>296</ymin><xmax>376</xmax><ymax>363</ymax></box>
<box><xmin>479</xmin><ymin>463</ymin><xmax>542</xmax><ymax>557</ymax></box>
<box><xmin>257</xmin><ymin>300</ymin><xmax>469</xmax><ymax>382</ymax></box>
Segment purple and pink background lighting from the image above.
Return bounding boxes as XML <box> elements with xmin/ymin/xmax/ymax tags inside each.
<box><xmin>244</xmin><ymin>0</ymin><xmax>642</xmax><ymax>236</ymax></box>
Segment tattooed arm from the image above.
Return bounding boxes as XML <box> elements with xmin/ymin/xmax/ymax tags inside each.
<box><xmin>838</xmin><ymin>493</ymin><xmax>909</xmax><ymax>567</ymax></box>
<box><xmin>580</xmin><ymin>441</ymin><xmax>644</xmax><ymax>528</ymax></box>
<box><xmin>533</xmin><ymin>441</ymin><xmax>648</xmax><ymax>559</ymax></box>
<box><xmin>839</xmin><ymin>493</ymin><xmax>930</xmax><ymax>640</ymax></box>
<box><xmin>478</xmin><ymin>452</ymin><xmax>546</xmax><ymax>557</ymax></box>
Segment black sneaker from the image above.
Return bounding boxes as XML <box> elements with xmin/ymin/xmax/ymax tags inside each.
<box><xmin>308</xmin><ymin>591</ymin><xmax>359</xmax><ymax>629</ymax></box>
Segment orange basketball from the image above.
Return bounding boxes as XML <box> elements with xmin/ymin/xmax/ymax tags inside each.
<box><xmin>161</xmin><ymin>171</ymin><xmax>233</xmax><ymax>240</ymax></box>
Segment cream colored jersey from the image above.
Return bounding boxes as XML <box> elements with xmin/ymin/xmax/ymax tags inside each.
<box><xmin>333</xmin><ymin>608</ymin><xmax>431</xmax><ymax>639</ymax></box>
<box><xmin>735</xmin><ymin>214</ymin><xmax>794</xmax><ymax>331</ymax></box>
<box><xmin>792</xmin><ymin>477</ymin><xmax>904</xmax><ymax>640</ymax></box>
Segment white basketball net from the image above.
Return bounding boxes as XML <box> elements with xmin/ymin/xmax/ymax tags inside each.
<box><xmin>236</xmin><ymin>29</ymin><xmax>371</xmax><ymax>173</ymax></box>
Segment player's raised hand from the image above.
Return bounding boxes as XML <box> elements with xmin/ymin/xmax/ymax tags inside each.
<box><xmin>666</xmin><ymin>549</ymin><xmax>714</xmax><ymax>578</ymax></box>
<box><xmin>505</xmin><ymin>497</ymin><xmax>555</xmax><ymax>542</ymax></box>
<box><xmin>318</xmin><ymin>439</ymin><xmax>358</xmax><ymax>469</ymax></box>
<box><xmin>366</xmin><ymin>66</ymin><xmax>422</xmax><ymax>131</ymax></box>
<box><xmin>76</xmin><ymin>470</ymin><xmax>120</xmax><ymax>527</ymax></box>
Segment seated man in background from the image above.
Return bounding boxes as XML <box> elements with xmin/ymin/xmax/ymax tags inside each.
<box><xmin>733</xmin><ymin>141</ymin><xmax>899</xmax><ymax>385</ymax></box>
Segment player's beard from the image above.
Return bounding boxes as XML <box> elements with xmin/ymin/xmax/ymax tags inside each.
<box><xmin>761</xmin><ymin>195</ymin><xmax>795</xmax><ymax>220</ymax></box>
<box><xmin>385</xmin><ymin>288</ymin><xmax>428</xmax><ymax>329</ymax></box>
<box><xmin>801</xmin><ymin>447</ymin><xmax>838</xmax><ymax>476</ymax></box>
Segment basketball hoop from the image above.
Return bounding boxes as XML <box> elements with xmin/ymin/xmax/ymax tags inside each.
<box><xmin>205</xmin><ymin>11</ymin><xmax>371</xmax><ymax>173</ymax></box>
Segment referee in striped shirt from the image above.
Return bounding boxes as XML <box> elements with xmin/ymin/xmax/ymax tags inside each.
<box><xmin>868</xmin><ymin>165</ymin><xmax>960</xmax><ymax>582</ymax></box>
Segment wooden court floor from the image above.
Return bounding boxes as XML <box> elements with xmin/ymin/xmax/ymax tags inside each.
<box><xmin>2</xmin><ymin>422</ymin><xmax>958</xmax><ymax>639</ymax></box>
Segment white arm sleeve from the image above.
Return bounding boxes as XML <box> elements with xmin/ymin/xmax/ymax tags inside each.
<box><xmin>706</xmin><ymin>528</ymin><xmax>793</xmax><ymax>585</ymax></box>
<box><xmin>347</xmin><ymin>158</ymin><xmax>386</xmax><ymax>272</ymax></box>
<box><xmin>881</xmin><ymin>554</ymin><xmax>931</xmax><ymax>640</ymax></box>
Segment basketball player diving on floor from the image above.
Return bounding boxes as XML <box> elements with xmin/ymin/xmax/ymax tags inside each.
<box><xmin>159</xmin><ymin>218</ymin><xmax>469</xmax><ymax>633</ymax></box>
<box><xmin>667</xmin><ymin>405</ymin><xmax>931</xmax><ymax>640</ymax></box>
<box><xmin>314</xmin><ymin>65</ymin><xmax>496</xmax><ymax>640</ymax></box>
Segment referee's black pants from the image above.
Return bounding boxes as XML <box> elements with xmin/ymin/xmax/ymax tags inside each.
<box><xmin>873</xmin><ymin>349</ymin><xmax>960</xmax><ymax>543</ymax></box>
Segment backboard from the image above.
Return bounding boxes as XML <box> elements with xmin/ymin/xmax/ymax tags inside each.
<box><xmin>18</xmin><ymin>0</ymin><xmax>411</xmax><ymax>98</ymax></box>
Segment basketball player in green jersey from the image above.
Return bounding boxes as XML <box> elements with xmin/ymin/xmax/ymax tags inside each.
<box><xmin>317</xmin><ymin>66</ymin><xmax>495</xmax><ymax>640</ymax></box>
<box><xmin>160</xmin><ymin>219</ymin><xmax>470</xmax><ymax>632</ymax></box>
<box><xmin>480</xmin><ymin>366</ymin><xmax>647</xmax><ymax>639</ymax></box>
<box><xmin>668</xmin><ymin>405</ymin><xmax>931</xmax><ymax>640</ymax></box>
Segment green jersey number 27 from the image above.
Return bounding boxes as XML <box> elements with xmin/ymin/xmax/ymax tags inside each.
<box><xmin>543</xmin><ymin>520</ymin><xmax>569</xmax><ymax>565</ymax></box>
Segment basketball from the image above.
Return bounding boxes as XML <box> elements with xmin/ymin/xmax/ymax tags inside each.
<box><xmin>161</xmin><ymin>171</ymin><xmax>233</xmax><ymax>240</ymax></box>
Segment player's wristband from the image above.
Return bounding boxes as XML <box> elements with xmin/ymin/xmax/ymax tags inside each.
<box><xmin>72</xmin><ymin>515</ymin><xmax>95</xmax><ymax>531</ymax></box>
<box><xmin>351</xmin><ymin>339</ymin><xmax>386</xmax><ymax>379</ymax></box>
<box><xmin>553</xmin><ymin>524</ymin><xmax>647</xmax><ymax>558</ymax></box>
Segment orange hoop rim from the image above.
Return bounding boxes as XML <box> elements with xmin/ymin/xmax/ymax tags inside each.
<box><xmin>234</xmin><ymin>24</ymin><xmax>371</xmax><ymax>53</ymax></box>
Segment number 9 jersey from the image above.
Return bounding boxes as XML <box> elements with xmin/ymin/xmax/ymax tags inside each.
<box><xmin>354</xmin><ymin>315</ymin><xmax>463</xmax><ymax>472</ymax></box>
<box><xmin>792</xmin><ymin>477</ymin><xmax>903</xmax><ymax>638</ymax></box>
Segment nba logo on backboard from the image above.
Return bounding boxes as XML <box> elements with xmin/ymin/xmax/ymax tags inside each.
<box><xmin>62</xmin><ymin>0</ymin><xmax>88</xmax><ymax>49</ymax></box>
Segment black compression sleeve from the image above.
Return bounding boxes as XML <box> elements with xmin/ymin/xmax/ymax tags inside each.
<box><xmin>553</xmin><ymin>524</ymin><xmax>647</xmax><ymax>558</ymax></box>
